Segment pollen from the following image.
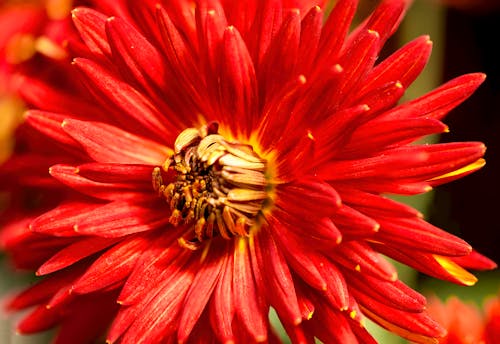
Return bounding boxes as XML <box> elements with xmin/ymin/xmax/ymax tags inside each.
<box><xmin>153</xmin><ymin>122</ymin><xmax>270</xmax><ymax>250</ymax></box>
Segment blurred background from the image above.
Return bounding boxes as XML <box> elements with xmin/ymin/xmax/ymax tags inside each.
<box><xmin>1</xmin><ymin>0</ymin><xmax>499</xmax><ymax>343</ymax></box>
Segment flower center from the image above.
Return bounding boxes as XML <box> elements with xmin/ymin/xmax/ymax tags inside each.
<box><xmin>152</xmin><ymin>122</ymin><xmax>269</xmax><ymax>249</ymax></box>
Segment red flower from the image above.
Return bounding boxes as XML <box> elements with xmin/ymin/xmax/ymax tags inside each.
<box><xmin>427</xmin><ymin>293</ymin><xmax>500</xmax><ymax>344</ymax></box>
<box><xmin>0</xmin><ymin>0</ymin><xmax>496</xmax><ymax>343</ymax></box>
<box><xmin>0</xmin><ymin>0</ymin><xmax>76</xmax><ymax>163</ymax></box>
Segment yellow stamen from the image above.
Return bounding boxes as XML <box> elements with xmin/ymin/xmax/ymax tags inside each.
<box><xmin>153</xmin><ymin>122</ymin><xmax>271</xmax><ymax>249</ymax></box>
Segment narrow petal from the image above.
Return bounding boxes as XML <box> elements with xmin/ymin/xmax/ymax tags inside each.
<box><xmin>336</xmin><ymin>187</ymin><xmax>422</xmax><ymax>218</ymax></box>
<box><xmin>71</xmin><ymin>7</ymin><xmax>111</xmax><ymax>57</ymax></box>
<box><xmin>24</xmin><ymin>111</ymin><xmax>82</xmax><ymax>151</ymax></box>
<box><xmin>219</xmin><ymin>26</ymin><xmax>258</xmax><ymax>133</ymax></box>
<box><xmin>329</xmin><ymin>241</ymin><xmax>398</xmax><ymax>281</ymax></box>
<box><xmin>29</xmin><ymin>201</ymin><xmax>103</xmax><ymax>237</ymax></box>
<box><xmin>49</xmin><ymin>164</ymin><xmax>152</xmax><ymax>201</ymax></box>
<box><xmin>105</xmin><ymin>16</ymin><xmax>167</xmax><ymax>95</ymax></box>
<box><xmin>233</xmin><ymin>238</ymin><xmax>267</xmax><ymax>342</ymax></box>
<box><xmin>71</xmin><ymin>201</ymin><xmax>170</xmax><ymax>238</ymax></box>
<box><xmin>120</xmin><ymin>267</ymin><xmax>195</xmax><ymax>344</ymax></box>
<box><xmin>382</xmin><ymin>73</ymin><xmax>486</xmax><ymax>121</ymax></box>
<box><xmin>37</xmin><ymin>236</ymin><xmax>119</xmax><ymax>275</ymax></box>
<box><xmin>177</xmin><ymin>243</ymin><xmax>227</xmax><ymax>342</ymax></box>
<box><xmin>62</xmin><ymin>119</ymin><xmax>172</xmax><ymax>165</ymax></box>
<box><xmin>255</xmin><ymin>228</ymin><xmax>302</xmax><ymax>325</ymax></box>
<box><xmin>347</xmin><ymin>273</ymin><xmax>426</xmax><ymax>313</ymax></box>
<box><xmin>209</xmin><ymin>247</ymin><xmax>235</xmax><ymax>343</ymax></box>
<box><xmin>297</xmin><ymin>6</ymin><xmax>322</xmax><ymax>74</ymax></box>
<box><xmin>72</xmin><ymin>58</ymin><xmax>173</xmax><ymax>139</ymax></box>
<box><xmin>357</xmin><ymin>35</ymin><xmax>432</xmax><ymax>96</ymax></box>
<box><xmin>315</xmin><ymin>0</ymin><xmax>358</xmax><ymax>67</ymax></box>
<box><xmin>76</xmin><ymin>163</ymin><xmax>154</xmax><ymax>184</ymax></box>
<box><xmin>376</xmin><ymin>217</ymin><xmax>472</xmax><ymax>256</ymax></box>
<box><xmin>71</xmin><ymin>235</ymin><xmax>152</xmax><ymax>294</ymax></box>
<box><xmin>259</xmin><ymin>9</ymin><xmax>300</xmax><ymax>100</ymax></box>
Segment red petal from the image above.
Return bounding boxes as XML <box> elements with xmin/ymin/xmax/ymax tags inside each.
<box><xmin>276</xmin><ymin>179</ymin><xmax>342</xmax><ymax>218</ymax></box>
<box><xmin>17</xmin><ymin>75</ymin><xmax>103</xmax><ymax>118</ymax></box>
<box><xmin>72</xmin><ymin>58</ymin><xmax>173</xmax><ymax>140</ymax></box>
<box><xmin>117</xmin><ymin>230</ymin><xmax>187</xmax><ymax>305</ymax></box>
<box><xmin>30</xmin><ymin>201</ymin><xmax>102</xmax><ymax>237</ymax></box>
<box><xmin>382</xmin><ymin>73</ymin><xmax>486</xmax><ymax>121</ymax></box>
<box><xmin>343</xmin><ymin>117</ymin><xmax>447</xmax><ymax>155</ymax></box>
<box><xmin>315</xmin><ymin>0</ymin><xmax>358</xmax><ymax>67</ymax></box>
<box><xmin>336</xmin><ymin>187</ymin><xmax>422</xmax><ymax>218</ymax></box>
<box><xmin>255</xmin><ymin>228</ymin><xmax>302</xmax><ymax>325</ymax></box>
<box><xmin>177</xmin><ymin>243</ymin><xmax>227</xmax><ymax>342</ymax></box>
<box><xmin>37</xmin><ymin>236</ymin><xmax>119</xmax><ymax>275</ymax></box>
<box><xmin>270</xmin><ymin>216</ymin><xmax>327</xmax><ymax>290</ymax></box>
<box><xmin>71</xmin><ymin>235</ymin><xmax>152</xmax><ymax>294</ymax></box>
<box><xmin>259</xmin><ymin>9</ymin><xmax>300</xmax><ymax>100</ymax></box>
<box><xmin>7</xmin><ymin>266</ymin><xmax>84</xmax><ymax>310</ymax></box>
<box><xmin>219</xmin><ymin>25</ymin><xmax>258</xmax><ymax>134</ymax></box>
<box><xmin>105</xmin><ymin>16</ymin><xmax>167</xmax><ymax>96</ymax></box>
<box><xmin>71</xmin><ymin>7</ymin><xmax>111</xmax><ymax>57</ymax></box>
<box><xmin>347</xmin><ymin>273</ymin><xmax>426</xmax><ymax>313</ymax></box>
<box><xmin>451</xmin><ymin>250</ymin><xmax>497</xmax><ymax>270</ymax></box>
<box><xmin>70</xmin><ymin>201</ymin><xmax>169</xmax><ymax>238</ymax></box>
<box><xmin>358</xmin><ymin>35</ymin><xmax>432</xmax><ymax>95</ymax></box>
<box><xmin>355</xmin><ymin>294</ymin><xmax>445</xmax><ymax>339</ymax></box>
<box><xmin>76</xmin><ymin>163</ymin><xmax>154</xmax><ymax>184</ymax></box>
<box><xmin>49</xmin><ymin>164</ymin><xmax>152</xmax><ymax>201</ymax></box>
<box><xmin>332</xmin><ymin>204</ymin><xmax>380</xmax><ymax>238</ymax></box>
<box><xmin>209</xmin><ymin>246</ymin><xmax>235</xmax><ymax>343</ymax></box>
<box><xmin>62</xmin><ymin>119</ymin><xmax>171</xmax><ymax>165</ymax></box>
<box><xmin>248</xmin><ymin>0</ymin><xmax>283</xmax><ymax>66</ymax></box>
<box><xmin>297</xmin><ymin>6</ymin><xmax>322</xmax><ymax>74</ymax></box>
<box><xmin>329</xmin><ymin>241</ymin><xmax>397</xmax><ymax>281</ymax></box>
<box><xmin>233</xmin><ymin>238</ymin><xmax>267</xmax><ymax>341</ymax></box>
<box><xmin>119</xmin><ymin>267</ymin><xmax>195</xmax><ymax>344</ymax></box>
<box><xmin>24</xmin><ymin>111</ymin><xmax>82</xmax><ymax>151</ymax></box>
<box><xmin>377</xmin><ymin>217</ymin><xmax>472</xmax><ymax>256</ymax></box>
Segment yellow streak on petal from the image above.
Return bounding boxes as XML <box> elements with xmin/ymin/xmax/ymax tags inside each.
<box><xmin>355</xmin><ymin>264</ymin><xmax>361</xmax><ymax>272</ymax></box>
<box><xmin>433</xmin><ymin>255</ymin><xmax>478</xmax><ymax>286</ymax></box>
<box><xmin>430</xmin><ymin>159</ymin><xmax>486</xmax><ymax>181</ymax></box>
<box><xmin>361</xmin><ymin>307</ymin><xmax>440</xmax><ymax>344</ymax></box>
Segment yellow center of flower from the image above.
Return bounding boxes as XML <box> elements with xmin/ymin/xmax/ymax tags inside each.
<box><xmin>152</xmin><ymin>122</ymin><xmax>270</xmax><ymax>249</ymax></box>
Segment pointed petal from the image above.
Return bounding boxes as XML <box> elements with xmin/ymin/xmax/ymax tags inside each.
<box><xmin>37</xmin><ymin>236</ymin><xmax>119</xmax><ymax>275</ymax></box>
<box><xmin>105</xmin><ymin>16</ymin><xmax>167</xmax><ymax>95</ymax></box>
<box><xmin>177</xmin><ymin>243</ymin><xmax>227</xmax><ymax>342</ymax></box>
<box><xmin>71</xmin><ymin>7</ymin><xmax>111</xmax><ymax>57</ymax></box>
<box><xmin>219</xmin><ymin>25</ymin><xmax>258</xmax><ymax>133</ymax></box>
<box><xmin>62</xmin><ymin>119</ymin><xmax>172</xmax><ymax>165</ymax></box>
<box><xmin>71</xmin><ymin>235</ymin><xmax>153</xmax><ymax>294</ymax></box>
<box><xmin>71</xmin><ymin>58</ymin><xmax>172</xmax><ymax>139</ymax></box>
<box><xmin>49</xmin><ymin>164</ymin><xmax>152</xmax><ymax>201</ymax></box>
<box><xmin>233</xmin><ymin>238</ymin><xmax>267</xmax><ymax>342</ymax></box>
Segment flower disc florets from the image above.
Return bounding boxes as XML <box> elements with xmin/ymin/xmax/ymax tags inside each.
<box><xmin>153</xmin><ymin>122</ymin><xmax>269</xmax><ymax>249</ymax></box>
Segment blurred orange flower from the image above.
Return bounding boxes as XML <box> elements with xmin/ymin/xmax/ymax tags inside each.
<box><xmin>427</xmin><ymin>293</ymin><xmax>500</xmax><ymax>344</ymax></box>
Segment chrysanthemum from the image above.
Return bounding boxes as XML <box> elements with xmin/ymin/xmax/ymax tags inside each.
<box><xmin>0</xmin><ymin>0</ymin><xmax>497</xmax><ymax>343</ymax></box>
